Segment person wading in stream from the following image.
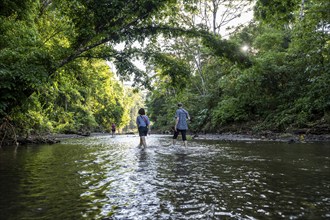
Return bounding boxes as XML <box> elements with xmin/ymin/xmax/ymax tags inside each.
<box><xmin>136</xmin><ymin>108</ymin><xmax>150</xmax><ymax>149</ymax></box>
<box><xmin>173</xmin><ymin>102</ymin><xmax>190</xmax><ymax>147</ymax></box>
<box><xmin>111</xmin><ymin>123</ymin><xmax>116</xmax><ymax>137</ymax></box>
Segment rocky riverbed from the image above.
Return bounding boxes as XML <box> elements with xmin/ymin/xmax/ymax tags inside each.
<box><xmin>23</xmin><ymin>131</ymin><xmax>330</xmax><ymax>145</ymax></box>
<box><xmin>1</xmin><ymin>131</ymin><xmax>329</xmax><ymax>148</ymax></box>
<box><xmin>192</xmin><ymin>132</ymin><xmax>330</xmax><ymax>143</ymax></box>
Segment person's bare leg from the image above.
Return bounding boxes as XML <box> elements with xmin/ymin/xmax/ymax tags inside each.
<box><xmin>173</xmin><ymin>138</ymin><xmax>177</xmax><ymax>146</ymax></box>
<box><xmin>142</xmin><ymin>136</ymin><xmax>147</xmax><ymax>149</ymax></box>
<box><xmin>138</xmin><ymin>137</ymin><xmax>143</xmax><ymax>148</ymax></box>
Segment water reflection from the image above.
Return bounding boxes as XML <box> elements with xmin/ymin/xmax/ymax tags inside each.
<box><xmin>0</xmin><ymin>135</ymin><xmax>329</xmax><ymax>219</ymax></box>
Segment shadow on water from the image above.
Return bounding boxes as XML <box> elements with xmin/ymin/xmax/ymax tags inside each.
<box><xmin>0</xmin><ymin>134</ymin><xmax>330</xmax><ymax>219</ymax></box>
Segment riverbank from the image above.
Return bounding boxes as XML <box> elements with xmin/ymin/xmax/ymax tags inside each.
<box><xmin>191</xmin><ymin>132</ymin><xmax>330</xmax><ymax>143</ymax></box>
<box><xmin>3</xmin><ymin>131</ymin><xmax>329</xmax><ymax>147</ymax></box>
<box><xmin>37</xmin><ymin>131</ymin><xmax>330</xmax><ymax>144</ymax></box>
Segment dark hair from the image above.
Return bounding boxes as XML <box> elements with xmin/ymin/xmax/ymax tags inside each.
<box><xmin>138</xmin><ymin>108</ymin><xmax>145</xmax><ymax>115</ymax></box>
<box><xmin>178</xmin><ymin>103</ymin><xmax>183</xmax><ymax>107</ymax></box>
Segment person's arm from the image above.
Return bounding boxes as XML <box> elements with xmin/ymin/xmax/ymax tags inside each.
<box><xmin>174</xmin><ymin>117</ymin><xmax>179</xmax><ymax>131</ymax></box>
<box><xmin>146</xmin><ymin>116</ymin><xmax>150</xmax><ymax>126</ymax></box>
<box><xmin>174</xmin><ymin>109</ymin><xmax>179</xmax><ymax>131</ymax></box>
<box><xmin>183</xmin><ymin>109</ymin><xmax>190</xmax><ymax>121</ymax></box>
<box><xmin>187</xmin><ymin>112</ymin><xmax>190</xmax><ymax>121</ymax></box>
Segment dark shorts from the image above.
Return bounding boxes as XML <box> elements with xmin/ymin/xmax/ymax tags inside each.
<box><xmin>138</xmin><ymin>126</ymin><xmax>148</xmax><ymax>136</ymax></box>
<box><xmin>111</xmin><ymin>129</ymin><xmax>116</xmax><ymax>132</ymax></box>
<box><xmin>173</xmin><ymin>129</ymin><xmax>187</xmax><ymax>141</ymax></box>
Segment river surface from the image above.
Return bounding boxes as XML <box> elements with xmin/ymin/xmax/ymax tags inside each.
<box><xmin>0</xmin><ymin>134</ymin><xmax>329</xmax><ymax>219</ymax></box>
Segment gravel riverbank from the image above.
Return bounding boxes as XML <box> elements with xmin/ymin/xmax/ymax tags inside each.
<box><xmin>192</xmin><ymin>132</ymin><xmax>330</xmax><ymax>143</ymax></box>
<box><xmin>7</xmin><ymin>131</ymin><xmax>330</xmax><ymax>147</ymax></box>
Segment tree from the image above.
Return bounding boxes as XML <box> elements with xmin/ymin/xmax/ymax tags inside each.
<box><xmin>147</xmin><ymin>0</ymin><xmax>329</xmax><ymax>133</ymax></box>
<box><xmin>0</xmin><ymin>0</ymin><xmax>200</xmax><ymax>118</ymax></box>
<box><xmin>9</xmin><ymin>59</ymin><xmax>132</xmax><ymax>136</ymax></box>
<box><xmin>145</xmin><ymin>0</ymin><xmax>254</xmax><ymax>131</ymax></box>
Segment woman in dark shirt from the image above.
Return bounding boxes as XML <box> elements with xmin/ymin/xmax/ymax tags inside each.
<box><xmin>136</xmin><ymin>108</ymin><xmax>150</xmax><ymax>149</ymax></box>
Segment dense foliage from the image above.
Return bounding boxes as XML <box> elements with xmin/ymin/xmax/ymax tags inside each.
<box><xmin>0</xmin><ymin>0</ymin><xmax>179</xmax><ymax>142</ymax></box>
<box><xmin>146</xmin><ymin>0</ymin><xmax>330</xmax><ymax>134</ymax></box>
<box><xmin>0</xmin><ymin>0</ymin><xmax>195</xmax><ymax>139</ymax></box>
<box><xmin>0</xmin><ymin>0</ymin><xmax>329</xmax><ymax>144</ymax></box>
<box><xmin>11</xmin><ymin>60</ymin><xmax>132</xmax><ymax>136</ymax></box>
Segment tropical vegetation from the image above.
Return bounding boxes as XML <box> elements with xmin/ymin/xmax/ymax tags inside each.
<box><xmin>0</xmin><ymin>0</ymin><xmax>329</xmax><ymax>145</ymax></box>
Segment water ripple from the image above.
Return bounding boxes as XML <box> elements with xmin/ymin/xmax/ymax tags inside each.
<box><xmin>1</xmin><ymin>135</ymin><xmax>329</xmax><ymax>219</ymax></box>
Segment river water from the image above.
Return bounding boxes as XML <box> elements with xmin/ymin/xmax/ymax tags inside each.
<box><xmin>0</xmin><ymin>134</ymin><xmax>329</xmax><ymax>219</ymax></box>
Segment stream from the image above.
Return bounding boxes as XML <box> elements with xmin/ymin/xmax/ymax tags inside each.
<box><xmin>0</xmin><ymin>134</ymin><xmax>329</xmax><ymax>219</ymax></box>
